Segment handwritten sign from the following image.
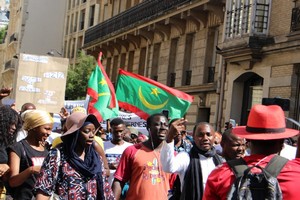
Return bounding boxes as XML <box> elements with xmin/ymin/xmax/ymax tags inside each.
<box><xmin>14</xmin><ymin>53</ymin><xmax>69</xmax><ymax>113</ymax></box>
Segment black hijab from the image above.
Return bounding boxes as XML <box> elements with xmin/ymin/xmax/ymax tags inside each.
<box><xmin>62</xmin><ymin>128</ymin><xmax>104</xmax><ymax>200</ymax></box>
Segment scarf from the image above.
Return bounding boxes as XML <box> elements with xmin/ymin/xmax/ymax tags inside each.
<box><xmin>180</xmin><ymin>144</ymin><xmax>221</xmax><ymax>200</ymax></box>
<box><xmin>62</xmin><ymin>131</ymin><xmax>104</xmax><ymax>200</ymax></box>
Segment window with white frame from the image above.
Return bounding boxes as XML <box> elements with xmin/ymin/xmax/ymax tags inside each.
<box><xmin>225</xmin><ymin>0</ymin><xmax>271</xmax><ymax>39</ymax></box>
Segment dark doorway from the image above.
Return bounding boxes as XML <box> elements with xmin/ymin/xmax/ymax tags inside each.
<box><xmin>231</xmin><ymin>72</ymin><xmax>263</xmax><ymax>126</ymax></box>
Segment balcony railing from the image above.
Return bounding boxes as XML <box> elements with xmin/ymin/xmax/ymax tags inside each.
<box><xmin>84</xmin><ymin>0</ymin><xmax>193</xmax><ymax>45</ymax></box>
<box><xmin>225</xmin><ymin>2</ymin><xmax>270</xmax><ymax>39</ymax></box>
<box><xmin>291</xmin><ymin>7</ymin><xmax>300</xmax><ymax>32</ymax></box>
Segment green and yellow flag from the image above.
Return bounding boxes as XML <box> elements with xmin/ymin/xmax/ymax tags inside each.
<box><xmin>116</xmin><ymin>69</ymin><xmax>194</xmax><ymax>120</ymax></box>
<box><xmin>87</xmin><ymin>53</ymin><xmax>119</xmax><ymax>121</ymax></box>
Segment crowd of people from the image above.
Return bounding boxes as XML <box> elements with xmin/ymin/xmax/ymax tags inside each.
<box><xmin>0</xmin><ymin>87</ymin><xmax>300</xmax><ymax>200</ymax></box>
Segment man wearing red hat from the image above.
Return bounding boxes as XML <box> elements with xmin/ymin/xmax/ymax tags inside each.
<box><xmin>203</xmin><ymin>104</ymin><xmax>300</xmax><ymax>200</ymax></box>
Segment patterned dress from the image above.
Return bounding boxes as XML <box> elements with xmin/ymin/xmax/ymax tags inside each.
<box><xmin>34</xmin><ymin>147</ymin><xmax>114</xmax><ymax>200</ymax></box>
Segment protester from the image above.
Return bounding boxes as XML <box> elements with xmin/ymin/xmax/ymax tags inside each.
<box><xmin>220</xmin><ymin>129</ymin><xmax>245</xmax><ymax>161</ymax></box>
<box><xmin>0</xmin><ymin>105</ymin><xmax>22</xmax><ymax>199</ymax></box>
<box><xmin>34</xmin><ymin>112</ymin><xmax>114</xmax><ymax>199</ymax></box>
<box><xmin>104</xmin><ymin>118</ymin><xmax>132</xmax><ymax>186</ymax></box>
<box><xmin>214</xmin><ymin>132</ymin><xmax>223</xmax><ymax>156</ymax></box>
<box><xmin>122</xmin><ymin>127</ymin><xmax>134</xmax><ymax>144</ymax></box>
<box><xmin>169</xmin><ymin>118</ymin><xmax>192</xmax><ymax>153</ymax></box>
<box><xmin>124</xmin><ymin>127</ymin><xmax>139</xmax><ymax>144</ymax></box>
<box><xmin>51</xmin><ymin>110</ymin><xmax>109</xmax><ymax>176</ymax></box>
<box><xmin>224</xmin><ymin>119</ymin><xmax>236</xmax><ymax>131</ymax></box>
<box><xmin>112</xmin><ymin>113</ymin><xmax>171</xmax><ymax>200</ymax></box>
<box><xmin>16</xmin><ymin>102</ymin><xmax>36</xmax><ymax>142</ymax></box>
<box><xmin>106</xmin><ymin>119</ymin><xmax>113</xmax><ymax>141</ymax></box>
<box><xmin>8</xmin><ymin>110</ymin><xmax>53</xmax><ymax>200</ymax></box>
<box><xmin>203</xmin><ymin>104</ymin><xmax>300</xmax><ymax>199</ymax></box>
<box><xmin>97</xmin><ymin>126</ymin><xmax>108</xmax><ymax>141</ymax></box>
<box><xmin>214</xmin><ymin>131</ymin><xmax>222</xmax><ymax>145</ymax></box>
<box><xmin>161</xmin><ymin>119</ymin><xmax>223</xmax><ymax>200</ymax></box>
<box><xmin>52</xmin><ymin>107</ymin><xmax>104</xmax><ymax>149</ymax></box>
<box><xmin>128</xmin><ymin>127</ymin><xmax>139</xmax><ymax>142</ymax></box>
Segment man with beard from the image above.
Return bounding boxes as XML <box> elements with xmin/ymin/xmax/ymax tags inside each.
<box><xmin>161</xmin><ymin>120</ymin><xmax>223</xmax><ymax>200</ymax></box>
<box><xmin>104</xmin><ymin>118</ymin><xmax>132</xmax><ymax>186</ymax></box>
<box><xmin>112</xmin><ymin>113</ymin><xmax>171</xmax><ymax>200</ymax></box>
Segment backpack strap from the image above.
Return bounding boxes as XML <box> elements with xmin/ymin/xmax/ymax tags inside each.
<box><xmin>227</xmin><ymin>158</ymin><xmax>248</xmax><ymax>177</ymax></box>
<box><xmin>264</xmin><ymin>155</ymin><xmax>288</xmax><ymax>178</ymax></box>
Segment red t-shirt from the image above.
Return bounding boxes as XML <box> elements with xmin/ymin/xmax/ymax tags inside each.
<box><xmin>114</xmin><ymin>143</ymin><xmax>171</xmax><ymax>200</ymax></box>
<box><xmin>203</xmin><ymin>154</ymin><xmax>300</xmax><ymax>200</ymax></box>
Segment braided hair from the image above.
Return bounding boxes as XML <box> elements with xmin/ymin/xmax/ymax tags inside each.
<box><xmin>0</xmin><ymin>105</ymin><xmax>22</xmax><ymax>146</ymax></box>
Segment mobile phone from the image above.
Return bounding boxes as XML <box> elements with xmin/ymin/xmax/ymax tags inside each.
<box><xmin>162</xmin><ymin>109</ymin><xmax>169</xmax><ymax>119</ymax></box>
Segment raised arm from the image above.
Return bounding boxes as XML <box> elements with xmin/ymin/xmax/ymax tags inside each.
<box><xmin>161</xmin><ymin>118</ymin><xmax>189</xmax><ymax>173</ymax></box>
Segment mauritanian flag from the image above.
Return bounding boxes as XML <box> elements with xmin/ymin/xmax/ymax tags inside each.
<box><xmin>87</xmin><ymin>52</ymin><xmax>119</xmax><ymax>122</ymax></box>
<box><xmin>116</xmin><ymin>69</ymin><xmax>194</xmax><ymax>120</ymax></box>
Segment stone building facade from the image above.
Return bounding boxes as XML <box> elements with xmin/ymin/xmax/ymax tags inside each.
<box><xmin>67</xmin><ymin>0</ymin><xmax>300</xmax><ymax>131</ymax></box>
<box><xmin>12</xmin><ymin>0</ymin><xmax>297</xmax><ymax>131</ymax></box>
<box><xmin>220</xmin><ymin>0</ymin><xmax>300</xmax><ymax>130</ymax></box>
<box><xmin>78</xmin><ymin>0</ymin><xmax>226</xmax><ymax>131</ymax></box>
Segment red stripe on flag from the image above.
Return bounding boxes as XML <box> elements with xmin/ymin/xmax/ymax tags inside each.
<box><xmin>87</xmin><ymin>87</ymin><xmax>98</xmax><ymax>101</ymax></box>
<box><xmin>88</xmin><ymin>101</ymin><xmax>104</xmax><ymax>122</ymax></box>
<box><xmin>118</xmin><ymin>101</ymin><xmax>150</xmax><ymax>120</ymax></box>
<box><xmin>98</xmin><ymin>53</ymin><xmax>117</xmax><ymax>108</ymax></box>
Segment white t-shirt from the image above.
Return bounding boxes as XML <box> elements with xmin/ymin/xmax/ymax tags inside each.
<box><xmin>104</xmin><ymin>141</ymin><xmax>133</xmax><ymax>185</ymax></box>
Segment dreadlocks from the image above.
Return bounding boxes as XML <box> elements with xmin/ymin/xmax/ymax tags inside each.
<box><xmin>0</xmin><ymin>105</ymin><xmax>22</xmax><ymax>146</ymax></box>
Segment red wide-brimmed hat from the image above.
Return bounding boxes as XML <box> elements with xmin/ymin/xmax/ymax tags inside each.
<box><xmin>232</xmin><ymin>104</ymin><xmax>299</xmax><ymax>140</ymax></box>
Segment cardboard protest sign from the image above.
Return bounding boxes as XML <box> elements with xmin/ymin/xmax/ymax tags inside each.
<box><xmin>14</xmin><ymin>53</ymin><xmax>69</xmax><ymax>113</ymax></box>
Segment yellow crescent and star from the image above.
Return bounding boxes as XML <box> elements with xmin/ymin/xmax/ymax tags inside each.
<box><xmin>98</xmin><ymin>78</ymin><xmax>110</xmax><ymax>97</ymax></box>
<box><xmin>138</xmin><ymin>86</ymin><xmax>169</xmax><ymax>110</ymax></box>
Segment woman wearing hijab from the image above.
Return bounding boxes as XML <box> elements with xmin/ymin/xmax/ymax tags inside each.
<box><xmin>34</xmin><ymin>112</ymin><xmax>113</xmax><ymax>200</ymax></box>
<box><xmin>8</xmin><ymin>110</ymin><xmax>53</xmax><ymax>200</ymax></box>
